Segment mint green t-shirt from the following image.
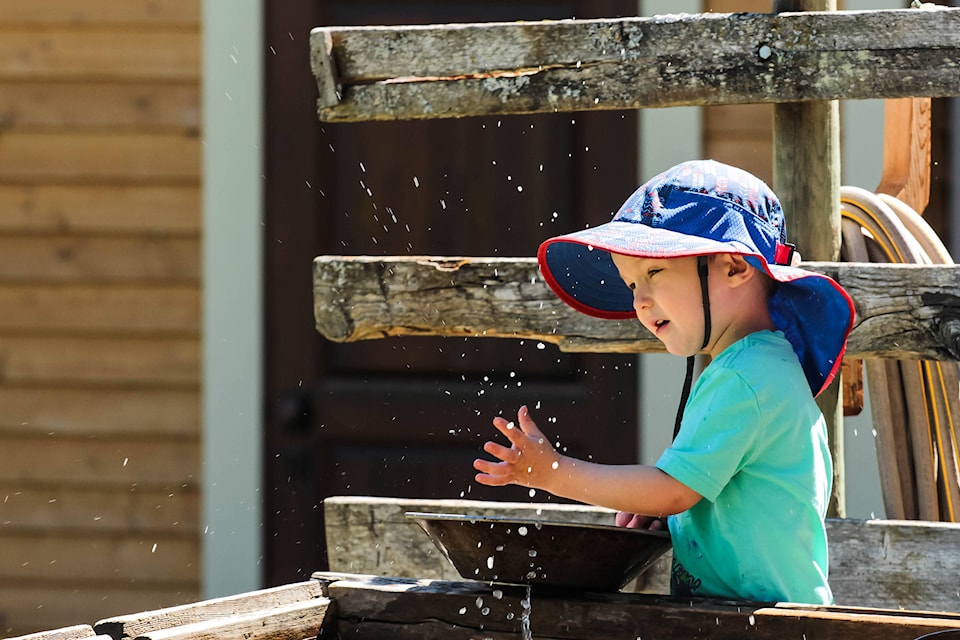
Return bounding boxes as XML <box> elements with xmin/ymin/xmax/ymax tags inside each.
<box><xmin>655</xmin><ymin>330</ymin><xmax>833</xmax><ymax>604</ymax></box>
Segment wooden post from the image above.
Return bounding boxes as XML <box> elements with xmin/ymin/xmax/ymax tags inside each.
<box><xmin>772</xmin><ymin>0</ymin><xmax>844</xmax><ymax>516</ymax></box>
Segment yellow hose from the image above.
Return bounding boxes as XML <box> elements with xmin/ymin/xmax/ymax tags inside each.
<box><xmin>840</xmin><ymin>187</ymin><xmax>959</xmax><ymax>522</ymax></box>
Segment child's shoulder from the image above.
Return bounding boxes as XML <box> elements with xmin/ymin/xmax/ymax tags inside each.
<box><xmin>711</xmin><ymin>330</ymin><xmax>808</xmax><ymax>389</ymax></box>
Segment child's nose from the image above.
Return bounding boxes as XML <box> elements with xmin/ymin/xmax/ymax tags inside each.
<box><xmin>632</xmin><ymin>288</ymin><xmax>652</xmax><ymax>312</ymax></box>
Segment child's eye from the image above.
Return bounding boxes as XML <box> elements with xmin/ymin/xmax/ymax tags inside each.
<box><xmin>648</xmin><ymin>268</ymin><xmax>662</xmax><ymax>278</ymax></box>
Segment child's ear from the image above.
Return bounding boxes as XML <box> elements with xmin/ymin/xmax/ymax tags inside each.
<box><xmin>721</xmin><ymin>254</ymin><xmax>753</xmax><ymax>286</ymax></box>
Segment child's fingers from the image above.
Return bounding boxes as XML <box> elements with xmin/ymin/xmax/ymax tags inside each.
<box><xmin>491</xmin><ymin>415</ymin><xmax>527</xmax><ymax>447</ymax></box>
<box><xmin>482</xmin><ymin>440</ymin><xmax>520</xmax><ymax>463</ymax></box>
<box><xmin>473</xmin><ymin>458</ymin><xmax>515</xmax><ymax>486</ymax></box>
<box><xmin>516</xmin><ymin>405</ymin><xmax>546</xmax><ymax>440</ymax></box>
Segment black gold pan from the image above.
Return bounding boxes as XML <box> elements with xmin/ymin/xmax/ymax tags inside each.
<box><xmin>406</xmin><ymin>512</ymin><xmax>671</xmax><ymax>591</ymax></box>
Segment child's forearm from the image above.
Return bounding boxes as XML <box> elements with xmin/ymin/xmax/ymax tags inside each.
<box><xmin>542</xmin><ymin>456</ymin><xmax>701</xmax><ymax>517</ymax></box>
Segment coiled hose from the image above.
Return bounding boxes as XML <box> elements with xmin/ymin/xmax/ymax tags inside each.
<box><xmin>840</xmin><ymin>186</ymin><xmax>960</xmax><ymax>522</ymax></box>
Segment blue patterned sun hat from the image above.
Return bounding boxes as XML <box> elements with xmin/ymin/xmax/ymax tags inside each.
<box><xmin>538</xmin><ymin>159</ymin><xmax>854</xmax><ymax>397</ymax></box>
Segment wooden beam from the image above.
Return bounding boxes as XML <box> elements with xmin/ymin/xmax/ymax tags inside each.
<box><xmin>94</xmin><ymin>582</ymin><xmax>325</xmax><ymax>639</ymax></box>
<box><xmin>314</xmin><ymin>256</ymin><xmax>960</xmax><ymax>361</ymax></box>
<box><xmin>772</xmin><ymin>0</ymin><xmax>845</xmax><ymax>518</ymax></box>
<box><xmin>311</xmin><ymin>8</ymin><xmax>960</xmax><ymax>121</ymax></box>
<box><xmin>876</xmin><ymin>97</ymin><xmax>932</xmax><ymax>214</ymax></box>
<box><xmin>311</xmin><ymin>572</ymin><xmax>960</xmax><ymax>639</ymax></box>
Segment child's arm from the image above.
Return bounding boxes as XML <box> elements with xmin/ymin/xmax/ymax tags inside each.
<box><xmin>474</xmin><ymin>405</ymin><xmax>701</xmax><ymax>518</ymax></box>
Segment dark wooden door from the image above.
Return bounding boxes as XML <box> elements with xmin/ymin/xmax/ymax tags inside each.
<box><xmin>264</xmin><ymin>0</ymin><xmax>640</xmax><ymax>585</ymax></box>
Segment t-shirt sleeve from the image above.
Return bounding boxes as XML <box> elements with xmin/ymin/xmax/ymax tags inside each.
<box><xmin>655</xmin><ymin>367</ymin><xmax>762</xmax><ymax>502</ymax></box>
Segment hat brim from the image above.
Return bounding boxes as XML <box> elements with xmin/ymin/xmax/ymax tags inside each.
<box><xmin>538</xmin><ymin>223</ymin><xmax>855</xmax><ymax>397</ymax></box>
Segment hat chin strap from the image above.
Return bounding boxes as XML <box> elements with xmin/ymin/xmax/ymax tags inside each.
<box><xmin>672</xmin><ymin>256</ymin><xmax>711</xmax><ymax>440</ymax></box>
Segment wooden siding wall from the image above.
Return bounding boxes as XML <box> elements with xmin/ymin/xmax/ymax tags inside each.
<box><xmin>0</xmin><ymin>2</ymin><xmax>202</xmax><ymax>636</ymax></box>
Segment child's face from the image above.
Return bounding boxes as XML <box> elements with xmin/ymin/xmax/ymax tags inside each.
<box><xmin>610</xmin><ymin>253</ymin><xmax>707</xmax><ymax>358</ymax></box>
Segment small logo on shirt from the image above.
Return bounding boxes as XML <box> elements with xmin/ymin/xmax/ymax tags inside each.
<box><xmin>671</xmin><ymin>558</ymin><xmax>702</xmax><ymax>596</ymax></box>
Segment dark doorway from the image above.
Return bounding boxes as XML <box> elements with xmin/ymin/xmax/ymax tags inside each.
<box><xmin>264</xmin><ymin>0</ymin><xmax>641</xmax><ymax>585</ymax></box>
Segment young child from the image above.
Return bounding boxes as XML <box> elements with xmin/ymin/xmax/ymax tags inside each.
<box><xmin>473</xmin><ymin>160</ymin><xmax>854</xmax><ymax>605</ymax></box>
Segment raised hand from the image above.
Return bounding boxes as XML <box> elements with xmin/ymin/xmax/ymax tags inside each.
<box><xmin>473</xmin><ymin>405</ymin><xmax>561</xmax><ymax>489</ymax></box>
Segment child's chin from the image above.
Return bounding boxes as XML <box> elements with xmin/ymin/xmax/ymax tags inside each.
<box><xmin>665</xmin><ymin>345</ymin><xmax>697</xmax><ymax>358</ymax></box>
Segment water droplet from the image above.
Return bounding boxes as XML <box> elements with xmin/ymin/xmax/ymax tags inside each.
<box><xmin>518</xmin><ymin>526</ymin><xmax>528</xmax><ymax>536</ymax></box>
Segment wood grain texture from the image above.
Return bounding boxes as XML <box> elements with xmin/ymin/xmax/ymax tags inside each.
<box><xmin>0</xmin><ymin>82</ymin><xmax>199</xmax><ymax>130</ymax></box>
<box><xmin>0</xmin><ymin>337</ymin><xmax>199</xmax><ymax>386</ymax></box>
<box><xmin>314</xmin><ymin>256</ymin><xmax>960</xmax><ymax>360</ymax></box>
<box><xmin>0</xmin><ymin>284</ymin><xmax>200</xmax><ymax>334</ymax></box>
<box><xmin>0</xmin><ymin>185</ymin><xmax>200</xmax><ymax>234</ymax></box>
<box><xmin>0</xmin><ymin>30</ymin><xmax>199</xmax><ymax>82</ymax></box>
<box><xmin>312</xmin><ymin>8</ymin><xmax>960</xmax><ymax>121</ymax></box>
<box><xmin>94</xmin><ymin>582</ymin><xmax>324</xmax><ymax>640</ymax></box>
<box><xmin>0</xmin><ymin>1</ymin><xmax>199</xmax><ymax>27</ymax></box>
<box><xmin>0</xmin><ymin>388</ymin><xmax>198</xmax><ymax>436</ymax></box>
<box><xmin>0</xmin><ymin>132</ymin><xmax>200</xmax><ymax>183</ymax></box>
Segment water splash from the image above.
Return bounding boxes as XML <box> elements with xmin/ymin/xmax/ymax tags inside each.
<box><xmin>521</xmin><ymin>584</ymin><xmax>533</xmax><ymax>640</ymax></box>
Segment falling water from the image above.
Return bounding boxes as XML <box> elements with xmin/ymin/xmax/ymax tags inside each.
<box><xmin>520</xmin><ymin>584</ymin><xmax>533</xmax><ymax>640</ymax></box>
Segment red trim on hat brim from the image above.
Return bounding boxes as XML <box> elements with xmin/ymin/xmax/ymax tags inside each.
<box><xmin>537</xmin><ymin>240</ymin><xmax>636</xmax><ymax>320</ymax></box>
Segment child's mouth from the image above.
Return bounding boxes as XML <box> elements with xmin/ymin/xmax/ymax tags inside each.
<box><xmin>654</xmin><ymin>319</ymin><xmax>669</xmax><ymax>334</ymax></box>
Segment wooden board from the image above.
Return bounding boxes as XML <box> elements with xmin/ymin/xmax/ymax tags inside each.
<box><xmin>314</xmin><ymin>256</ymin><xmax>960</xmax><ymax>361</ymax></box>
<box><xmin>94</xmin><ymin>581</ymin><xmax>324</xmax><ymax>639</ymax></box>
<box><xmin>0</xmin><ymin>1</ymin><xmax>200</xmax><ymax>27</ymax></box>
<box><xmin>0</xmin><ymin>132</ymin><xmax>200</xmax><ymax>183</ymax></box>
<box><xmin>312</xmin><ymin>8</ymin><xmax>960</xmax><ymax>121</ymax></box>
<box><xmin>0</xmin><ymin>484</ymin><xmax>198</xmax><ymax>532</ymax></box>
<box><xmin>0</xmin><ymin>185</ymin><xmax>200</xmax><ymax>235</ymax></box>
<box><xmin>0</xmin><ymin>337</ymin><xmax>199</xmax><ymax>386</ymax></box>
<box><xmin>0</xmin><ymin>237</ymin><xmax>199</xmax><ymax>282</ymax></box>
<box><xmin>3</xmin><ymin>625</ymin><xmax>106</xmax><ymax>640</ymax></box>
<box><xmin>0</xmin><ymin>436</ymin><xmax>198</xmax><ymax>487</ymax></box>
<box><xmin>323</xmin><ymin>496</ymin><xmax>960</xmax><ymax>613</ymax></box>
<box><xmin>0</xmin><ymin>388</ymin><xmax>198</xmax><ymax>436</ymax></box>
<box><xmin>0</xmin><ymin>284</ymin><xmax>200</xmax><ymax>334</ymax></box>
<box><xmin>0</xmin><ymin>82</ymin><xmax>199</xmax><ymax>130</ymax></box>
<box><xmin>313</xmin><ymin>572</ymin><xmax>960</xmax><ymax>639</ymax></box>
<box><xmin>0</xmin><ymin>588</ymin><xmax>198</xmax><ymax>640</ymax></box>
<box><xmin>0</xmin><ymin>30</ymin><xmax>199</xmax><ymax>82</ymax></box>
<box><xmin>0</xmin><ymin>532</ymin><xmax>198</xmax><ymax>584</ymax></box>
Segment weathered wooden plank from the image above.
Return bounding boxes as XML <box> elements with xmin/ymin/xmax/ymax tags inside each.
<box><xmin>323</xmin><ymin>496</ymin><xmax>960</xmax><ymax>613</ymax></box>
<box><xmin>312</xmin><ymin>8</ymin><xmax>960</xmax><ymax>121</ymax></box>
<box><xmin>0</xmin><ymin>586</ymin><xmax>198</xmax><ymax>640</ymax></box>
<box><xmin>0</xmin><ymin>185</ymin><xmax>200</xmax><ymax>235</ymax></box>
<box><xmin>313</xmin><ymin>572</ymin><xmax>960</xmax><ymax>639</ymax></box>
<box><xmin>94</xmin><ymin>581</ymin><xmax>324</xmax><ymax>640</ymax></box>
<box><xmin>314</xmin><ymin>256</ymin><xmax>960</xmax><ymax>360</ymax></box>
<box><xmin>4</xmin><ymin>624</ymin><xmax>106</xmax><ymax>640</ymax></box>
<box><xmin>122</xmin><ymin>599</ymin><xmax>334</xmax><ymax>640</ymax></box>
